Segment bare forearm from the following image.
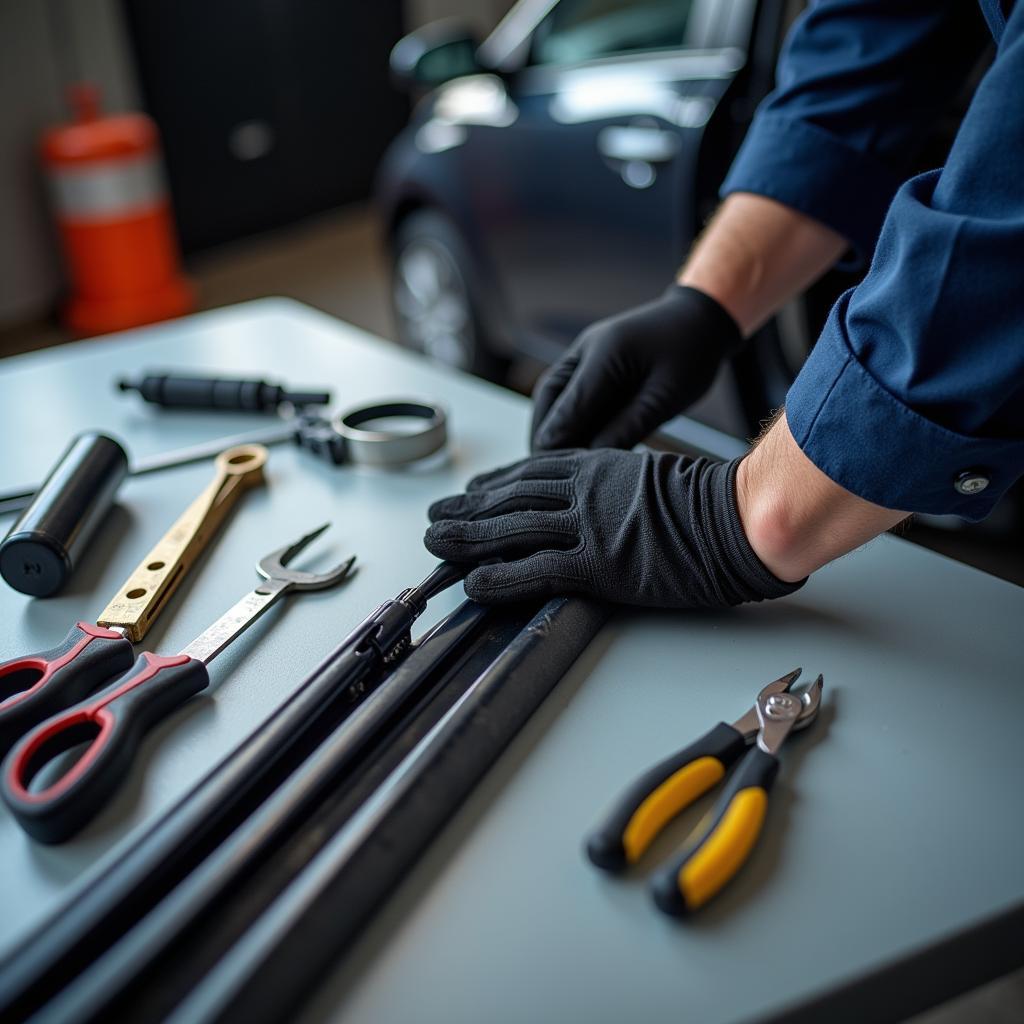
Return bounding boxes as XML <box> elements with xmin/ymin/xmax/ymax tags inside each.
<box><xmin>679</xmin><ymin>195</ymin><xmax>893</xmax><ymax>579</ymax></box>
<box><xmin>737</xmin><ymin>412</ymin><xmax>907</xmax><ymax>582</ymax></box>
<box><xmin>679</xmin><ymin>193</ymin><xmax>848</xmax><ymax>336</ymax></box>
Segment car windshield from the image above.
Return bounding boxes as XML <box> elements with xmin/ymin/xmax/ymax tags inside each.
<box><xmin>532</xmin><ymin>0</ymin><xmax>698</xmax><ymax>65</ymax></box>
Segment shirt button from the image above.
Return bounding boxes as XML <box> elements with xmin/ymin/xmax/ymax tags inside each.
<box><xmin>954</xmin><ymin>471</ymin><xmax>989</xmax><ymax>496</ymax></box>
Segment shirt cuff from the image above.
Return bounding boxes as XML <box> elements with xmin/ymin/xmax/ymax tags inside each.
<box><xmin>721</xmin><ymin>113</ymin><xmax>906</xmax><ymax>269</ymax></box>
<box><xmin>786</xmin><ymin>298</ymin><xmax>1024</xmax><ymax>521</ymax></box>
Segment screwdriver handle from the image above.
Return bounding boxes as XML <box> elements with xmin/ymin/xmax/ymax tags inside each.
<box><xmin>650</xmin><ymin>746</ymin><xmax>779</xmax><ymax>916</ymax></box>
<box><xmin>2</xmin><ymin>652</ymin><xmax>209</xmax><ymax>843</ymax></box>
<box><xmin>585</xmin><ymin>721</ymin><xmax>748</xmax><ymax>872</ymax></box>
<box><xmin>0</xmin><ymin>623</ymin><xmax>134</xmax><ymax>758</ymax></box>
<box><xmin>117</xmin><ymin>373</ymin><xmax>330</xmax><ymax>412</ymax></box>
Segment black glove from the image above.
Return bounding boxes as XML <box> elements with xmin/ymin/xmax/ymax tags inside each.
<box><xmin>531</xmin><ymin>284</ymin><xmax>742</xmax><ymax>452</ymax></box>
<box><xmin>424</xmin><ymin>448</ymin><xmax>804</xmax><ymax>608</ymax></box>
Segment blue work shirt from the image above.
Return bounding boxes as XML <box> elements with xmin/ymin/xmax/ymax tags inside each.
<box><xmin>722</xmin><ymin>0</ymin><xmax>1024</xmax><ymax>520</ymax></box>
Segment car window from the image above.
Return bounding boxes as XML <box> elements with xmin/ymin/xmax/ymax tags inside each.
<box><xmin>531</xmin><ymin>0</ymin><xmax>699</xmax><ymax>66</ymax></box>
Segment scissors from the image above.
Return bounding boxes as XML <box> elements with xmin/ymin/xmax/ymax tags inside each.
<box><xmin>2</xmin><ymin>525</ymin><xmax>355</xmax><ymax>843</ymax></box>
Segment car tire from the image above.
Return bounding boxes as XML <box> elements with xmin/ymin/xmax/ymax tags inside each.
<box><xmin>391</xmin><ymin>209</ymin><xmax>509</xmax><ymax>381</ymax></box>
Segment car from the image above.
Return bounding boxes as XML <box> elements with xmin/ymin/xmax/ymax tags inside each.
<box><xmin>375</xmin><ymin>0</ymin><xmax>833</xmax><ymax>441</ymax></box>
<box><xmin>376</xmin><ymin>0</ymin><xmax>1024</xmax><ymax>579</ymax></box>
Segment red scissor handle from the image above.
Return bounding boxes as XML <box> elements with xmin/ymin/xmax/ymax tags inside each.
<box><xmin>2</xmin><ymin>652</ymin><xmax>210</xmax><ymax>843</ymax></box>
<box><xmin>0</xmin><ymin>623</ymin><xmax>134</xmax><ymax>758</ymax></box>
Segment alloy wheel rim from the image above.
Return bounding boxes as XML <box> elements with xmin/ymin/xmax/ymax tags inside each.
<box><xmin>395</xmin><ymin>239</ymin><xmax>474</xmax><ymax>369</ymax></box>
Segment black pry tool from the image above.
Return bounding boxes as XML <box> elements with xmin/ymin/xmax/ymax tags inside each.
<box><xmin>117</xmin><ymin>372</ymin><xmax>330</xmax><ymax>412</ymax></box>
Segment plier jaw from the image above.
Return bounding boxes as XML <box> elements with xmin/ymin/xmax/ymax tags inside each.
<box><xmin>756</xmin><ymin>672</ymin><xmax>822</xmax><ymax>755</ymax></box>
<box><xmin>729</xmin><ymin>668</ymin><xmax>823</xmax><ymax>754</ymax></box>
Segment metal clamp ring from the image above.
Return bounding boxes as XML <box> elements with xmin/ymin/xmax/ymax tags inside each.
<box><xmin>332</xmin><ymin>400</ymin><xmax>447</xmax><ymax>467</ymax></box>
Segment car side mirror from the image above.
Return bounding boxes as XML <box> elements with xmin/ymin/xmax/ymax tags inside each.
<box><xmin>390</xmin><ymin>20</ymin><xmax>482</xmax><ymax>89</ymax></box>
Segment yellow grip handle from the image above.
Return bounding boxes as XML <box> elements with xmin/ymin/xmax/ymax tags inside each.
<box><xmin>623</xmin><ymin>757</ymin><xmax>725</xmax><ymax>864</ymax></box>
<box><xmin>651</xmin><ymin>747</ymin><xmax>779</xmax><ymax>915</ymax></box>
<box><xmin>677</xmin><ymin>787</ymin><xmax>767</xmax><ymax>909</ymax></box>
<box><xmin>585</xmin><ymin>722</ymin><xmax>748</xmax><ymax>872</ymax></box>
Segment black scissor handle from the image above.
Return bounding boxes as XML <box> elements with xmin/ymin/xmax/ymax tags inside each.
<box><xmin>2</xmin><ymin>652</ymin><xmax>209</xmax><ymax>843</ymax></box>
<box><xmin>0</xmin><ymin>622</ymin><xmax>134</xmax><ymax>757</ymax></box>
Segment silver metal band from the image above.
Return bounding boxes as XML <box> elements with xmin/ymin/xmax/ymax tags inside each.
<box><xmin>333</xmin><ymin>400</ymin><xmax>448</xmax><ymax>467</ymax></box>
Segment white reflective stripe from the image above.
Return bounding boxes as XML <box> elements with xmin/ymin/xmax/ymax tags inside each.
<box><xmin>48</xmin><ymin>155</ymin><xmax>165</xmax><ymax>218</ymax></box>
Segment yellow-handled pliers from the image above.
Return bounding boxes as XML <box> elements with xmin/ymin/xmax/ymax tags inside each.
<box><xmin>586</xmin><ymin>668</ymin><xmax>823</xmax><ymax>915</ymax></box>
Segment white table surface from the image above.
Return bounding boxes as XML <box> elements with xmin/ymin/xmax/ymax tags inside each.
<box><xmin>1</xmin><ymin>300</ymin><xmax>1021</xmax><ymax>1024</ymax></box>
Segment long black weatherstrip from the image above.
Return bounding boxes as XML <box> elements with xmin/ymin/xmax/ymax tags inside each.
<box><xmin>0</xmin><ymin>567</ymin><xmax>471</xmax><ymax>1022</ymax></box>
<box><xmin>176</xmin><ymin>595</ymin><xmax>609</xmax><ymax>1024</ymax></box>
<box><xmin>31</xmin><ymin>595</ymin><xmax>607</xmax><ymax>1023</ymax></box>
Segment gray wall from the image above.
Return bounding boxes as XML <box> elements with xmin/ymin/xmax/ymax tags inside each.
<box><xmin>0</xmin><ymin>0</ymin><xmax>513</xmax><ymax>330</ymax></box>
<box><xmin>0</xmin><ymin>0</ymin><xmax>139</xmax><ymax>325</ymax></box>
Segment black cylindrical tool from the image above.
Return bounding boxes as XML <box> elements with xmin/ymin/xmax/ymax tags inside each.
<box><xmin>0</xmin><ymin>433</ymin><xmax>128</xmax><ymax>597</ymax></box>
<box><xmin>117</xmin><ymin>373</ymin><xmax>330</xmax><ymax>412</ymax></box>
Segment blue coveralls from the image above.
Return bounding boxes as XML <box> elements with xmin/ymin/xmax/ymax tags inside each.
<box><xmin>722</xmin><ymin>0</ymin><xmax>1023</xmax><ymax>519</ymax></box>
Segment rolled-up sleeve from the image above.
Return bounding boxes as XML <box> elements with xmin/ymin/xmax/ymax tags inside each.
<box><xmin>722</xmin><ymin>0</ymin><xmax>988</xmax><ymax>264</ymax></box>
<box><xmin>786</xmin><ymin>2</ymin><xmax>1024</xmax><ymax>520</ymax></box>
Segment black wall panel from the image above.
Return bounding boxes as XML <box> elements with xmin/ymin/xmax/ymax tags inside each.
<box><xmin>123</xmin><ymin>0</ymin><xmax>408</xmax><ymax>251</ymax></box>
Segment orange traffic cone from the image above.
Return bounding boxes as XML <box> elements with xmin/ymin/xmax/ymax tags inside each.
<box><xmin>41</xmin><ymin>83</ymin><xmax>194</xmax><ymax>336</ymax></box>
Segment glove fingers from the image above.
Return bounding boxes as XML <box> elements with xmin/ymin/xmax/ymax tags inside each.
<box><xmin>428</xmin><ymin>490</ymin><xmax>484</xmax><ymax>522</ymax></box>
<box><xmin>532</xmin><ymin>359</ymin><xmax>630</xmax><ymax>451</ymax></box>
<box><xmin>428</xmin><ymin>479</ymin><xmax>572</xmax><ymax>523</ymax></box>
<box><xmin>464</xmin><ymin>551</ymin><xmax>587</xmax><ymax>604</ymax></box>
<box><xmin>423</xmin><ymin>479</ymin><xmax>569</xmax><ymax>524</ymax></box>
<box><xmin>424</xmin><ymin>511</ymin><xmax>577</xmax><ymax>561</ymax></box>
<box><xmin>530</xmin><ymin>353</ymin><xmax>579</xmax><ymax>450</ymax></box>
<box><xmin>465</xmin><ymin>453</ymin><xmax>576</xmax><ymax>492</ymax></box>
<box><xmin>589</xmin><ymin>385</ymin><xmax>676</xmax><ymax>450</ymax></box>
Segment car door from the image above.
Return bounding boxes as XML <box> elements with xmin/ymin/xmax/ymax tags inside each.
<box><xmin>465</xmin><ymin>0</ymin><xmax>756</xmax><ymax>357</ymax></box>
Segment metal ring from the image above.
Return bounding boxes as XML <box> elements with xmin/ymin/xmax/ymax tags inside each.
<box><xmin>332</xmin><ymin>400</ymin><xmax>448</xmax><ymax>467</ymax></box>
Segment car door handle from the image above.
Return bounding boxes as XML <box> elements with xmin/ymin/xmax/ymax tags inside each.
<box><xmin>596</xmin><ymin>125</ymin><xmax>680</xmax><ymax>164</ymax></box>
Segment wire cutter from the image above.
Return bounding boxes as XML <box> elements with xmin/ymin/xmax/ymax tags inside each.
<box><xmin>586</xmin><ymin>668</ymin><xmax>823</xmax><ymax>915</ymax></box>
<box><xmin>1</xmin><ymin>525</ymin><xmax>355</xmax><ymax>844</ymax></box>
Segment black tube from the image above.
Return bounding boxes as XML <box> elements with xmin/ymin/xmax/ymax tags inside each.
<box><xmin>0</xmin><ymin>433</ymin><xmax>127</xmax><ymax>597</ymax></box>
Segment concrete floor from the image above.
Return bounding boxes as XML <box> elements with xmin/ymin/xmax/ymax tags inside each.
<box><xmin>0</xmin><ymin>205</ymin><xmax>1020</xmax><ymax>1022</ymax></box>
<box><xmin>189</xmin><ymin>205</ymin><xmax>397</xmax><ymax>341</ymax></box>
<box><xmin>0</xmin><ymin>205</ymin><xmax>395</xmax><ymax>359</ymax></box>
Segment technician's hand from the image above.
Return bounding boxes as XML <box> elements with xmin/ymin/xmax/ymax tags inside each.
<box><xmin>530</xmin><ymin>285</ymin><xmax>742</xmax><ymax>452</ymax></box>
<box><xmin>424</xmin><ymin>448</ymin><xmax>803</xmax><ymax>608</ymax></box>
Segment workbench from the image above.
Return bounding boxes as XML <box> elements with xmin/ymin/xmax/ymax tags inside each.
<box><xmin>0</xmin><ymin>300</ymin><xmax>1021</xmax><ymax>1022</ymax></box>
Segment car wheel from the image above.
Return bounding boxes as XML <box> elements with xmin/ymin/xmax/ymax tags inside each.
<box><xmin>392</xmin><ymin>210</ymin><xmax>509</xmax><ymax>381</ymax></box>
